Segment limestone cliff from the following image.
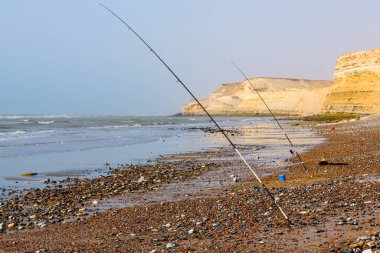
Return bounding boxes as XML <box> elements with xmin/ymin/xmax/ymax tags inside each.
<box><xmin>323</xmin><ymin>48</ymin><xmax>380</xmax><ymax>114</ymax></box>
<box><xmin>182</xmin><ymin>78</ymin><xmax>333</xmax><ymax>116</ymax></box>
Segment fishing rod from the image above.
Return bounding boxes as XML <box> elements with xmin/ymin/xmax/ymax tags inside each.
<box><xmin>231</xmin><ymin>62</ymin><xmax>310</xmax><ymax>177</ymax></box>
<box><xmin>99</xmin><ymin>3</ymin><xmax>290</xmax><ymax>224</ymax></box>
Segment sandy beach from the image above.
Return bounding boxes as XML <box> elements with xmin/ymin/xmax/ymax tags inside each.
<box><xmin>0</xmin><ymin>116</ymin><xmax>380</xmax><ymax>252</ymax></box>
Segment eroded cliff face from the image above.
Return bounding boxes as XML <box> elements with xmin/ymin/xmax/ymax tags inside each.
<box><xmin>183</xmin><ymin>48</ymin><xmax>380</xmax><ymax>116</ymax></box>
<box><xmin>182</xmin><ymin>78</ymin><xmax>333</xmax><ymax>116</ymax></box>
<box><xmin>323</xmin><ymin>48</ymin><xmax>380</xmax><ymax>113</ymax></box>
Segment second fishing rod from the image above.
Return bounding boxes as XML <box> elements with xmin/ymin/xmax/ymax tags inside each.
<box><xmin>100</xmin><ymin>3</ymin><xmax>291</xmax><ymax>224</ymax></box>
<box><xmin>231</xmin><ymin>62</ymin><xmax>310</xmax><ymax>178</ymax></box>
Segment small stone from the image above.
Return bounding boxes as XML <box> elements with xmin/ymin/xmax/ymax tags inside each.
<box><xmin>137</xmin><ymin>176</ymin><xmax>145</xmax><ymax>183</ymax></box>
<box><xmin>166</xmin><ymin>242</ymin><xmax>176</xmax><ymax>249</ymax></box>
<box><xmin>212</xmin><ymin>223</ymin><xmax>221</xmax><ymax>229</ymax></box>
<box><xmin>18</xmin><ymin>226</ymin><xmax>24</xmax><ymax>230</ymax></box>
<box><xmin>351</xmin><ymin>241</ymin><xmax>364</xmax><ymax>248</ymax></box>
<box><xmin>29</xmin><ymin>214</ymin><xmax>36</xmax><ymax>219</ymax></box>
<box><xmin>38</xmin><ymin>222</ymin><xmax>47</xmax><ymax>228</ymax></box>
<box><xmin>259</xmin><ymin>240</ymin><xmax>266</xmax><ymax>244</ymax></box>
<box><xmin>7</xmin><ymin>223</ymin><xmax>15</xmax><ymax>229</ymax></box>
<box><xmin>163</xmin><ymin>223</ymin><xmax>171</xmax><ymax>228</ymax></box>
<box><xmin>299</xmin><ymin>211</ymin><xmax>309</xmax><ymax>215</ymax></box>
<box><xmin>188</xmin><ymin>228</ymin><xmax>195</xmax><ymax>234</ymax></box>
<box><xmin>92</xmin><ymin>200</ymin><xmax>99</xmax><ymax>205</ymax></box>
<box><xmin>0</xmin><ymin>223</ymin><xmax>4</xmax><ymax>231</ymax></box>
<box><xmin>232</xmin><ymin>177</ymin><xmax>239</xmax><ymax>183</ymax></box>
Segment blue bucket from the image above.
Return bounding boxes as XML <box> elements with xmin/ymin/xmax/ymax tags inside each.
<box><xmin>279</xmin><ymin>174</ymin><xmax>286</xmax><ymax>182</ymax></box>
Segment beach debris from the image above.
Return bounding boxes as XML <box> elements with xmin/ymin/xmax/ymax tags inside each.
<box><xmin>319</xmin><ymin>158</ymin><xmax>329</xmax><ymax>165</ymax></box>
<box><xmin>188</xmin><ymin>228</ymin><xmax>195</xmax><ymax>234</ymax></box>
<box><xmin>319</xmin><ymin>158</ymin><xmax>348</xmax><ymax>166</ymax></box>
<box><xmin>278</xmin><ymin>174</ymin><xmax>286</xmax><ymax>182</ymax></box>
<box><xmin>20</xmin><ymin>172</ymin><xmax>38</xmax><ymax>177</ymax></box>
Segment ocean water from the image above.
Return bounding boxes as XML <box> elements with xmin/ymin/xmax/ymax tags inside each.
<box><xmin>0</xmin><ymin>115</ymin><xmax>323</xmax><ymax>189</ymax></box>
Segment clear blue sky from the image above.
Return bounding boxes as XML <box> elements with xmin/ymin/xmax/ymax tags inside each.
<box><xmin>1</xmin><ymin>1</ymin><xmax>379</xmax><ymax>115</ymax></box>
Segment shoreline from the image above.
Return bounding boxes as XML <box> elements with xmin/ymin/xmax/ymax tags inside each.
<box><xmin>0</xmin><ymin>116</ymin><xmax>306</xmax><ymax>190</ymax></box>
<box><xmin>0</xmin><ymin>116</ymin><xmax>379</xmax><ymax>252</ymax></box>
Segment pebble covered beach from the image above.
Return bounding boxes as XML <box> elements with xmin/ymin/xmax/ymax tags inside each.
<box><xmin>0</xmin><ymin>116</ymin><xmax>380</xmax><ymax>252</ymax></box>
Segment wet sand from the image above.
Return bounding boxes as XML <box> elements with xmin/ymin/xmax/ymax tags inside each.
<box><xmin>0</xmin><ymin>116</ymin><xmax>380</xmax><ymax>252</ymax></box>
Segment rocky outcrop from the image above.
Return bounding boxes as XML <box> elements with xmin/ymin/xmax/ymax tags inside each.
<box><xmin>323</xmin><ymin>48</ymin><xmax>380</xmax><ymax>114</ymax></box>
<box><xmin>182</xmin><ymin>78</ymin><xmax>333</xmax><ymax>116</ymax></box>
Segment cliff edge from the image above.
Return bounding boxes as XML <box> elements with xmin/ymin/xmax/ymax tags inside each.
<box><xmin>323</xmin><ymin>48</ymin><xmax>380</xmax><ymax>114</ymax></box>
